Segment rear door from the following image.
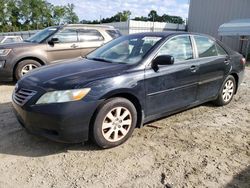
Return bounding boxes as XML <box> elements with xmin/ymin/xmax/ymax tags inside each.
<box><xmin>77</xmin><ymin>29</ymin><xmax>105</xmax><ymax>57</ymax></box>
<box><xmin>145</xmin><ymin>35</ymin><xmax>200</xmax><ymax>117</ymax></box>
<box><xmin>46</xmin><ymin>28</ymin><xmax>81</xmax><ymax>63</ymax></box>
<box><xmin>192</xmin><ymin>35</ymin><xmax>231</xmax><ymax>101</ymax></box>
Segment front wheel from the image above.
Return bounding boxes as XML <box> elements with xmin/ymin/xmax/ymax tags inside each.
<box><xmin>214</xmin><ymin>75</ymin><xmax>236</xmax><ymax>106</ymax></box>
<box><xmin>92</xmin><ymin>97</ymin><xmax>137</xmax><ymax>148</ymax></box>
<box><xmin>15</xmin><ymin>59</ymin><xmax>41</xmax><ymax>80</ymax></box>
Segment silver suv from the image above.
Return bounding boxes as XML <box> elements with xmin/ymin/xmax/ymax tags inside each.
<box><xmin>0</xmin><ymin>24</ymin><xmax>121</xmax><ymax>81</ymax></box>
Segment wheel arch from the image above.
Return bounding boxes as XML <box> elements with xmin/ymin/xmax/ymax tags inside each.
<box><xmin>90</xmin><ymin>91</ymin><xmax>144</xmax><ymax>136</ymax></box>
<box><xmin>230</xmin><ymin>72</ymin><xmax>239</xmax><ymax>94</ymax></box>
<box><xmin>13</xmin><ymin>56</ymin><xmax>46</xmax><ymax>79</ymax></box>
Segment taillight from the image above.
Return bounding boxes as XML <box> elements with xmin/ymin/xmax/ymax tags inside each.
<box><xmin>240</xmin><ymin>58</ymin><xmax>246</xmax><ymax>65</ymax></box>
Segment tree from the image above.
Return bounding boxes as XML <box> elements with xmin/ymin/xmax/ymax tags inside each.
<box><xmin>64</xmin><ymin>3</ymin><xmax>79</xmax><ymax>24</ymax></box>
<box><xmin>7</xmin><ymin>0</ymin><xmax>21</xmax><ymax>30</ymax></box>
<box><xmin>53</xmin><ymin>5</ymin><xmax>65</xmax><ymax>25</ymax></box>
<box><xmin>148</xmin><ymin>10</ymin><xmax>158</xmax><ymax>21</ymax></box>
<box><xmin>0</xmin><ymin>0</ymin><xmax>79</xmax><ymax>32</ymax></box>
<box><xmin>133</xmin><ymin>10</ymin><xmax>185</xmax><ymax>24</ymax></box>
<box><xmin>0</xmin><ymin>0</ymin><xmax>9</xmax><ymax>30</ymax></box>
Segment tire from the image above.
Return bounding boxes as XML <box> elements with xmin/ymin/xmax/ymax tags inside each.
<box><xmin>15</xmin><ymin>59</ymin><xmax>41</xmax><ymax>80</ymax></box>
<box><xmin>214</xmin><ymin>75</ymin><xmax>236</xmax><ymax>106</ymax></box>
<box><xmin>92</xmin><ymin>97</ymin><xmax>137</xmax><ymax>148</ymax></box>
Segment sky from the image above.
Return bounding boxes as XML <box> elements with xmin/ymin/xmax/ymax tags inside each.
<box><xmin>47</xmin><ymin>0</ymin><xmax>190</xmax><ymax>21</ymax></box>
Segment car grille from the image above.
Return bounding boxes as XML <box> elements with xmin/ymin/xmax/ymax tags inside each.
<box><xmin>13</xmin><ymin>89</ymin><xmax>37</xmax><ymax>106</ymax></box>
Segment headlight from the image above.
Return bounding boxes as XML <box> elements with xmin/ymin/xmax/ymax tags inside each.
<box><xmin>0</xmin><ymin>49</ymin><xmax>11</xmax><ymax>56</ymax></box>
<box><xmin>36</xmin><ymin>88</ymin><xmax>91</xmax><ymax>104</ymax></box>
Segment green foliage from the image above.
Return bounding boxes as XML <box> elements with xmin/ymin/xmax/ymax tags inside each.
<box><xmin>82</xmin><ymin>9</ymin><xmax>184</xmax><ymax>24</ymax></box>
<box><xmin>0</xmin><ymin>0</ymin><xmax>79</xmax><ymax>32</ymax></box>
<box><xmin>81</xmin><ymin>10</ymin><xmax>132</xmax><ymax>24</ymax></box>
<box><xmin>135</xmin><ymin>10</ymin><xmax>185</xmax><ymax>24</ymax></box>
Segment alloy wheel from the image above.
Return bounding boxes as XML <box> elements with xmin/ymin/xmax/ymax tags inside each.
<box><xmin>102</xmin><ymin>107</ymin><xmax>132</xmax><ymax>142</ymax></box>
<box><xmin>21</xmin><ymin>64</ymin><xmax>39</xmax><ymax>76</ymax></box>
<box><xmin>222</xmin><ymin>80</ymin><xmax>234</xmax><ymax>102</ymax></box>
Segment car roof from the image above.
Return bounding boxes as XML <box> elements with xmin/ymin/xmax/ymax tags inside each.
<box><xmin>62</xmin><ymin>24</ymin><xmax>115</xmax><ymax>29</ymax></box>
<box><xmin>128</xmin><ymin>31</ymin><xmax>216</xmax><ymax>40</ymax></box>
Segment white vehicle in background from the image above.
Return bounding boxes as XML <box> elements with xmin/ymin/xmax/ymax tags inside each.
<box><xmin>0</xmin><ymin>36</ymin><xmax>23</xmax><ymax>44</ymax></box>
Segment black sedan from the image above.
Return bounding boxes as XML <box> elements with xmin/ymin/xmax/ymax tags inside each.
<box><xmin>12</xmin><ymin>32</ymin><xmax>246</xmax><ymax>148</ymax></box>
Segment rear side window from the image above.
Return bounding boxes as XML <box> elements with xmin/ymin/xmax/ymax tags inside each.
<box><xmin>194</xmin><ymin>36</ymin><xmax>217</xmax><ymax>58</ymax></box>
<box><xmin>106</xmin><ymin>30</ymin><xmax>122</xmax><ymax>39</ymax></box>
<box><xmin>4</xmin><ymin>37</ymin><xmax>21</xmax><ymax>43</ymax></box>
<box><xmin>3</xmin><ymin>38</ymin><xmax>16</xmax><ymax>43</ymax></box>
<box><xmin>216</xmin><ymin>43</ymin><xmax>227</xmax><ymax>55</ymax></box>
<box><xmin>77</xmin><ymin>29</ymin><xmax>104</xmax><ymax>42</ymax></box>
<box><xmin>53</xmin><ymin>29</ymin><xmax>78</xmax><ymax>43</ymax></box>
<box><xmin>158</xmin><ymin>36</ymin><xmax>193</xmax><ymax>62</ymax></box>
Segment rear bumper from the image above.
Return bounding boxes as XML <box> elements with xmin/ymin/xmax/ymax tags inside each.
<box><xmin>12</xmin><ymin>98</ymin><xmax>102</xmax><ymax>143</ymax></box>
<box><xmin>238</xmin><ymin>69</ymin><xmax>245</xmax><ymax>86</ymax></box>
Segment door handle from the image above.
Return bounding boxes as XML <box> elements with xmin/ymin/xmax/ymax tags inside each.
<box><xmin>71</xmin><ymin>44</ymin><xmax>78</xmax><ymax>48</ymax></box>
<box><xmin>190</xmin><ymin>65</ymin><xmax>199</xmax><ymax>73</ymax></box>
<box><xmin>224</xmin><ymin>59</ymin><xmax>230</xmax><ymax>65</ymax></box>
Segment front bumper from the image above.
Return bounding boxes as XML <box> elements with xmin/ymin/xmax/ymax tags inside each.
<box><xmin>12</xmin><ymin>99</ymin><xmax>101</xmax><ymax>143</ymax></box>
<box><xmin>0</xmin><ymin>62</ymin><xmax>13</xmax><ymax>82</ymax></box>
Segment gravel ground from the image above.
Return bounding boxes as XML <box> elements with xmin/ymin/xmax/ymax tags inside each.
<box><xmin>0</xmin><ymin>68</ymin><xmax>249</xmax><ymax>188</ymax></box>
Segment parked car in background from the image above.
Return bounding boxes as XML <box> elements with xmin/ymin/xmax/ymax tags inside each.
<box><xmin>0</xmin><ymin>36</ymin><xmax>23</xmax><ymax>44</ymax></box>
<box><xmin>12</xmin><ymin>32</ymin><xmax>245</xmax><ymax>148</ymax></box>
<box><xmin>0</xmin><ymin>24</ymin><xmax>121</xmax><ymax>81</ymax></box>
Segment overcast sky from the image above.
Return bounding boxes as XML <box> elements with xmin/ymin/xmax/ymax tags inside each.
<box><xmin>47</xmin><ymin>0</ymin><xmax>189</xmax><ymax>21</ymax></box>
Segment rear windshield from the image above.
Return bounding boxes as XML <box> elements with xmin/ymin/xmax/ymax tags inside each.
<box><xmin>106</xmin><ymin>30</ymin><xmax>122</xmax><ymax>39</ymax></box>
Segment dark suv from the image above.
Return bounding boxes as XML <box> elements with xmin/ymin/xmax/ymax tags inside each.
<box><xmin>0</xmin><ymin>24</ymin><xmax>121</xmax><ymax>81</ymax></box>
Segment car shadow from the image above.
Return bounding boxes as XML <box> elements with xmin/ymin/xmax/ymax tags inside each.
<box><xmin>225</xmin><ymin>166</ymin><xmax>250</xmax><ymax>188</ymax></box>
<box><xmin>0</xmin><ymin>81</ymin><xmax>16</xmax><ymax>86</ymax></box>
<box><xmin>0</xmin><ymin>102</ymin><xmax>100</xmax><ymax>157</ymax></box>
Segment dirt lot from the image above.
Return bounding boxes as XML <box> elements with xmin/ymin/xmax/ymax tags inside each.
<box><xmin>0</xmin><ymin>68</ymin><xmax>249</xmax><ymax>188</ymax></box>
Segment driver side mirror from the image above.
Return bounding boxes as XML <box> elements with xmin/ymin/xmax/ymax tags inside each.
<box><xmin>152</xmin><ymin>55</ymin><xmax>174</xmax><ymax>71</ymax></box>
<box><xmin>48</xmin><ymin>38</ymin><xmax>59</xmax><ymax>46</ymax></box>
<box><xmin>153</xmin><ymin>55</ymin><xmax>174</xmax><ymax>65</ymax></box>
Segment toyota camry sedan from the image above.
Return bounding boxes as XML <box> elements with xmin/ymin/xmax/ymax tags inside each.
<box><xmin>12</xmin><ymin>32</ymin><xmax>245</xmax><ymax>148</ymax></box>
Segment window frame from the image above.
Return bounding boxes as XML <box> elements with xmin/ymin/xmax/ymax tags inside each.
<box><xmin>191</xmin><ymin>35</ymin><xmax>228</xmax><ymax>59</ymax></box>
<box><xmin>148</xmin><ymin>34</ymin><xmax>195</xmax><ymax>67</ymax></box>
<box><xmin>52</xmin><ymin>28</ymin><xmax>78</xmax><ymax>44</ymax></box>
<box><xmin>77</xmin><ymin>29</ymin><xmax>104</xmax><ymax>42</ymax></box>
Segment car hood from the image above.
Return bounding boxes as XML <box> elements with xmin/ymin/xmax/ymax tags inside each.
<box><xmin>19</xmin><ymin>58</ymin><xmax>129</xmax><ymax>91</ymax></box>
<box><xmin>0</xmin><ymin>41</ymin><xmax>38</xmax><ymax>49</ymax></box>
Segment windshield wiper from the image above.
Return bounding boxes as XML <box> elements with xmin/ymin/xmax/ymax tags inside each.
<box><xmin>87</xmin><ymin>57</ymin><xmax>113</xmax><ymax>63</ymax></box>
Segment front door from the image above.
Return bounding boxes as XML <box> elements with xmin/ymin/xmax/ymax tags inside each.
<box><xmin>145</xmin><ymin>35</ymin><xmax>200</xmax><ymax>117</ymax></box>
<box><xmin>47</xmin><ymin>28</ymin><xmax>81</xmax><ymax>63</ymax></box>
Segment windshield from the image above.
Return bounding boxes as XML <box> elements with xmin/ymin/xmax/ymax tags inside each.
<box><xmin>25</xmin><ymin>27</ymin><xmax>59</xmax><ymax>43</ymax></box>
<box><xmin>87</xmin><ymin>35</ymin><xmax>162</xmax><ymax>65</ymax></box>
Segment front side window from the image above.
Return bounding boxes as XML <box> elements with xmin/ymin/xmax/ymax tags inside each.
<box><xmin>194</xmin><ymin>36</ymin><xmax>218</xmax><ymax>58</ymax></box>
<box><xmin>53</xmin><ymin>29</ymin><xmax>78</xmax><ymax>43</ymax></box>
<box><xmin>87</xmin><ymin>35</ymin><xmax>162</xmax><ymax>65</ymax></box>
<box><xmin>157</xmin><ymin>36</ymin><xmax>193</xmax><ymax>62</ymax></box>
<box><xmin>78</xmin><ymin>29</ymin><xmax>104</xmax><ymax>42</ymax></box>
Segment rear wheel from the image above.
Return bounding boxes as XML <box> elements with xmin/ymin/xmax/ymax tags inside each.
<box><xmin>15</xmin><ymin>59</ymin><xmax>41</xmax><ymax>80</ymax></box>
<box><xmin>92</xmin><ymin>97</ymin><xmax>137</xmax><ymax>148</ymax></box>
<box><xmin>214</xmin><ymin>75</ymin><xmax>236</xmax><ymax>106</ymax></box>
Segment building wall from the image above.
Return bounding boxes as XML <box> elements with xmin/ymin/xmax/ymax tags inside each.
<box><xmin>188</xmin><ymin>0</ymin><xmax>250</xmax><ymax>52</ymax></box>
